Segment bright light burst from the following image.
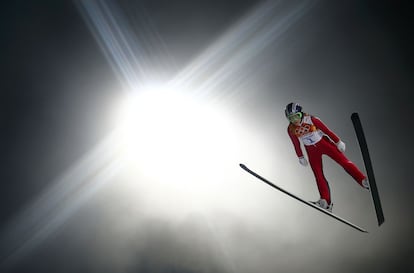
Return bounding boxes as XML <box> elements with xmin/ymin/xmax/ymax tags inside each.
<box><xmin>0</xmin><ymin>0</ymin><xmax>316</xmax><ymax>268</ymax></box>
<box><xmin>114</xmin><ymin>83</ymin><xmax>242</xmax><ymax>198</ymax></box>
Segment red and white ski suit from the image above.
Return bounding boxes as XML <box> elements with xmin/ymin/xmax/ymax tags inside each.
<box><xmin>287</xmin><ymin>114</ymin><xmax>366</xmax><ymax>204</ymax></box>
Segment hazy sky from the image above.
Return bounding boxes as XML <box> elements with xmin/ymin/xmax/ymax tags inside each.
<box><xmin>1</xmin><ymin>1</ymin><xmax>413</xmax><ymax>273</ymax></box>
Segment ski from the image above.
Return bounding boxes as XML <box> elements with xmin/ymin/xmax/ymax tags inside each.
<box><xmin>239</xmin><ymin>164</ymin><xmax>368</xmax><ymax>233</ymax></box>
<box><xmin>351</xmin><ymin>113</ymin><xmax>385</xmax><ymax>226</ymax></box>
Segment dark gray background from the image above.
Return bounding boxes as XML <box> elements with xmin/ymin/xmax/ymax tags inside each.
<box><xmin>1</xmin><ymin>0</ymin><xmax>413</xmax><ymax>272</ymax></box>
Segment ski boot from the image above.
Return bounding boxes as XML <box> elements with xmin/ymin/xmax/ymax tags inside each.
<box><xmin>362</xmin><ymin>178</ymin><xmax>370</xmax><ymax>191</ymax></box>
<box><xmin>311</xmin><ymin>198</ymin><xmax>333</xmax><ymax>212</ymax></box>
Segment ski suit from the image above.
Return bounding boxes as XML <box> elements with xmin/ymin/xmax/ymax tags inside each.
<box><xmin>287</xmin><ymin>114</ymin><xmax>366</xmax><ymax>204</ymax></box>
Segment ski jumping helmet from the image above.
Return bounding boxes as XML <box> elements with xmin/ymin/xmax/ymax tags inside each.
<box><xmin>285</xmin><ymin>102</ymin><xmax>303</xmax><ymax>118</ymax></box>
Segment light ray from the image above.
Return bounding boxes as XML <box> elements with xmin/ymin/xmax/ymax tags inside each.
<box><xmin>0</xmin><ymin>132</ymin><xmax>122</xmax><ymax>268</ymax></box>
<box><xmin>171</xmin><ymin>0</ymin><xmax>316</xmax><ymax>104</ymax></box>
<box><xmin>76</xmin><ymin>0</ymin><xmax>175</xmax><ymax>89</ymax></box>
<box><xmin>0</xmin><ymin>0</ymin><xmax>317</xmax><ymax>269</ymax></box>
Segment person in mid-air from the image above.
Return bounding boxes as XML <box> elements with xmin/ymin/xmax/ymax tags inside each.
<box><xmin>285</xmin><ymin>102</ymin><xmax>369</xmax><ymax>212</ymax></box>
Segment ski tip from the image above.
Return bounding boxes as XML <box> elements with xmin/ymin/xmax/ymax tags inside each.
<box><xmin>239</xmin><ymin>163</ymin><xmax>247</xmax><ymax>169</ymax></box>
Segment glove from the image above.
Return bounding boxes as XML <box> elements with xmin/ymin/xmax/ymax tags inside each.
<box><xmin>336</xmin><ymin>140</ymin><xmax>346</xmax><ymax>152</ymax></box>
<box><xmin>299</xmin><ymin>156</ymin><xmax>308</xmax><ymax>166</ymax></box>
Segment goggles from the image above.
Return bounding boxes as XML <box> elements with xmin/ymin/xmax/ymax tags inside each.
<box><xmin>287</xmin><ymin>112</ymin><xmax>302</xmax><ymax>122</ymax></box>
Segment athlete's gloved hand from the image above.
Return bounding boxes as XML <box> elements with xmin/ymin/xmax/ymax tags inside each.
<box><xmin>299</xmin><ymin>156</ymin><xmax>308</xmax><ymax>166</ymax></box>
<box><xmin>336</xmin><ymin>140</ymin><xmax>346</xmax><ymax>152</ymax></box>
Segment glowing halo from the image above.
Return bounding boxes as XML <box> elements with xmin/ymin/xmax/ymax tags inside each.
<box><xmin>113</xmin><ymin>83</ymin><xmax>242</xmax><ymax>199</ymax></box>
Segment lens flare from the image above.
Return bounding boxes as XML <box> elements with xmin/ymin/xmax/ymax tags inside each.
<box><xmin>113</xmin><ymin>84</ymin><xmax>242</xmax><ymax>201</ymax></box>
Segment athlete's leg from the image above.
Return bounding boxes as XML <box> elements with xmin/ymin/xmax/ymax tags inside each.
<box><xmin>306</xmin><ymin>145</ymin><xmax>331</xmax><ymax>204</ymax></box>
<box><xmin>322</xmin><ymin>139</ymin><xmax>366</xmax><ymax>186</ymax></box>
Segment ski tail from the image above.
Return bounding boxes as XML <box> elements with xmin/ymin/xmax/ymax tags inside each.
<box><xmin>351</xmin><ymin>112</ymin><xmax>385</xmax><ymax>226</ymax></box>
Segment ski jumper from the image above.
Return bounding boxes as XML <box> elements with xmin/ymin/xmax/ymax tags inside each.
<box><xmin>287</xmin><ymin>114</ymin><xmax>366</xmax><ymax>204</ymax></box>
